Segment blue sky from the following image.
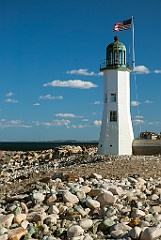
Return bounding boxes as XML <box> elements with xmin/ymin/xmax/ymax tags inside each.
<box><xmin>0</xmin><ymin>0</ymin><xmax>161</xmax><ymax>141</ymax></box>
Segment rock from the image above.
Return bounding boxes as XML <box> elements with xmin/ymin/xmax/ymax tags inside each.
<box><xmin>128</xmin><ymin>226</ymin><xmax>142</xmax><ymax>239</ymax></box>
<box><xmin>108</xmin><ymin>186</ymin><xmax>123</xmax><ymax>195</ymax></box>
<box><xmin>0</xmin><ymin>214</ymin><xmax>14</xmax><ymax>228</ymax></box>
<box><xmin>32</xmin><ymin>192</ymin><xmax>45</xmax><ymax>203</ymax></box>
<box><xmin>44</xmin><ymin>214</ymin><xmax>59</xmax><ymax>224</ymax></box>
<box><xmin>14</xmin><ymin>213</ymin><xmax>27</xmax><ymax>224</ymax></box>
<box><xmin>8</xmin><ymin>227</ymin><xmax>28</xmax><ymax>240</ymax></box>
<box><xmin>140</xmin><ymin>227</ymin><xmax>161</xmax><ymax>240</ymax></box>
<box><xmin>47</xmin><ymin>194</ymin><xmax>57</xmax><ymax>205</ymax></box>
<box><xmin>80</xmin><ymin>186</ymin><xmax>91</xmax><ymax>194</ymax></box>
<box><xmin>48</xmin><ymin>205</ymin><xmax>59</xmax><ymax>214</ymax></box>
<box><xmin>67</xmin><ymin>225</ymin><xmax>84</xmax><ymax>238</ymax></box>
<box><xmin>131</xmin><ymin>209</ymin><xmax>146</xmax><ymax>218</ymax></box>
<box><xmin>79</xmin><ymin>219</ymin><xmax>93</xmax><ymax>229</ymax></box>
<box><xmin>86</xmin><ymin>198</ymin><xmax>100</xmax><ymax>210</ymax></box>
<box><xmin>63</xmin><ymin>191</ymin><xmax>79</xmax><ymax>204</ymax></box>
<box><xmin>1</xmin><ymin>149</ymin><xmax>161</xmax><ymax>240</ymax></box>
<box><xmin>33</xmin><ymin>212</ymin><xmax>46</xmax><ymax>223</ymax></box>
<box><xmin>83</xmin><ymin>234</ymin><xmax>93</xmax><ymax>240</ymax></box>
<box><xmin>90</xmin><ymin>173</ymin><xmax>102</xmax><ymax>180</ymax></box>
<box><xmin>0</xmin><ymin>234</ymin><xmax>8</xmax><ymax>240</ymax></box>
<box><xmin>20</xmin><ymin>219</ymin><xmax>29</xmax><ymax>229</ymax></box>
<box><xmin>97</xmin><ymin>192</ymin><xmax>117</xmax><ymax>207</ymax></box>
<box><xmin>88</xmin><ymin>188</ymin><xmax>102</xmax><ymax>197</ymax></box>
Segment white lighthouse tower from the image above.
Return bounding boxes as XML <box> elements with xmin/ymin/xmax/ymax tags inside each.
<box><xmin>98</xmin><ymin>36</ymin><xmax>134</xmax><ymax>155</ymax></box>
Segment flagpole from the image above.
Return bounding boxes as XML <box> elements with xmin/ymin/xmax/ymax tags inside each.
<box><xmin>132</xmin><ymin>16</ymin><xmax>135</xmax><ymax>69</ymax></box>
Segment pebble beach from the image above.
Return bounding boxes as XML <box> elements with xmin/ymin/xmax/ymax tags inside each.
<box><xmin>0</xmin><ymin>145</ymin><xmax>161</xmax><ymax>240</ymax></box>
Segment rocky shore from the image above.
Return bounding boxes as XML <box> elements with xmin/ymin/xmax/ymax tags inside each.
<box><xmin>0</xmin><ymin>145</ymin><xmax>161</xmax><ymax>240</ymax></box>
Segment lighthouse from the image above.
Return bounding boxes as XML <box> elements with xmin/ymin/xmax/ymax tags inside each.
<box><xmin>98</xmin><ymin>36</ymin><xmax>134</xmax><ymax>155</ymax></box>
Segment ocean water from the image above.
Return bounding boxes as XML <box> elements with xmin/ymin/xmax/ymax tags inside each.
<box><xmin>0</xmin><ymin>141</ymin><xmax>98</xmax><ymax>152</ymax></box>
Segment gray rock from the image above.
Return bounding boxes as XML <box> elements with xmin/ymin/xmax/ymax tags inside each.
<box><xmin>97</xmin><ymin>192</ymin><xmax>117</xmax><ymax>207</ymax></box>
<box><xmin>0</xmin><ymin>214</ymin><xmax>14</xmax><ymax>228</ymax></box>
<box><xmin>86</xmin><ymin>198</ymin><xmax>100</xmax><ymax>209</ymax></box>
<box><xmin>79</xmin><ymin>219</ymin><xmax>93</xmax><ymax>229</ymax></box>
<box><xmin>63</xmin><ymin>191</ymin><xmax>79</xmax><ymax>204</ymax></box>
<box><xmin>140</xmin><ymin>227</ymin><xmax>161</xmax><ymax>240</ymax></box>
<box><xmin>128</xmin><ymin>226</ymin><xmax>142</xmax><ymax>239</ymax></box>
<box><xmin>67</xmin><ymin>225</ymin><xmax>84</xmax><ymax>238</ymax></box>
<box><xmin>32</xmin><ymin>192</ymin><xmax>45</xmax><ymax>203</ymax></box>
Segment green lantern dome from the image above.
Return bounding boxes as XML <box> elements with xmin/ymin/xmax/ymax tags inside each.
<box><xmin>100</xmin><ymin>36</ymin><xmax>130</xmax><ymax>71</ymax></box>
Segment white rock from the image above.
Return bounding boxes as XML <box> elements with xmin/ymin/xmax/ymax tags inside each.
<box><xmin>79</xmin><ymin>219</ymin><xmax>93</xmax><ymax>229</ymax></box>
<box><xmin>67</xmin><ymin>225</ymin><xmax>84</xmax><ymax>238</ymax></box>
<box><xmin>63</xmin><ymin>191</ymin><xmax>79</xmax><ymax>204</ymax></box>
<box><xmin>90</xmin><ymin>173</ymin><xmax>102</xmax><ymax>180</ymax></box>
<box><xmin>0</xmin><ymin>234</ymin><xmax>8</xmax><ymax>240</ymax></box>
<box><xmin>0</xmin><ymin>228</ymin><xmax>7</xmax><ymax>235</ymax></box>
<box><xmin>0</xmin><ymin>214</ymin><xmax>14</xmax><ymax>228</ymax></box>
<box><xmin>86</xmin><ymin>198</ymin><xmax>100</xmax><ymax>209</ymax></box>
<box><xmin>128</xmin><ymin>226</ymin><xmax>142</xmax><ymax>239</ymax></box>
<box><xmin>83</xmin><ymin>234</ymin><xmax>93</xmax><ymax>240</ymax></box>
<box><xmin>80</xmin><ymin>186</ymin><xmax>91</xmax><ymax>194</ymax></box>
<box><xmin>48</xmin><ymin>205</ymin><xmax>59</xmax><ymax>214</ymax></box>
<box><xmin>97</xmin><ymin>192</ymin><xmax>117</xmax><ymax>207</ymax></box>
<box><xmin>20</xmin><ymin>219</ymin><xmax>29</xmax><ymax>229</ymax></box>
<box><xmin>113</xmin><ymin>222</ymin><xmax>132</xmax><ymax>232</ymax></box>
<box><xmin>32</xmin><ymin>192</ymin><xmax>45</xmax><ymax>202</ymax></box>
<box><xmin>140</xmin><ymin>227</ymin><xmax>161</xmax><ymax>240</ymax></box>
<box><xmin>137</xmin><ymin>177</ymin><xmax>146</xmax><ymax>184</ymax></box>
<box><xmin>110</xmin><ymin>229</ymin><xmax>123</xmax><ymax>238</ymax></box>
<box><xmin>45</xmin><ymin>214</ymin><xmax>59</xmax><ymax>224</ymax></box>
<box><xmin>70</xmin><ymin>237</ymin><xmax>84</xmax><ymax>240</ymax></box>
<box><xmin>108</xmin><ymin>186</ymin><xmax>123</xmax><ymax>195</ymax></box>
<box><xmin>151</xmin><ymin>194</ymin><xmax>159</xmax><ymax>200</ymax></box>
<box><xmin>131</xmin><ymin>209</ymin><xmax>146</xmax><ymax>218</ymax></box>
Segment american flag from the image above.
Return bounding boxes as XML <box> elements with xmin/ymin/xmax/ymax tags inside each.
<box><xmin>113</xmin><ymin>18</ymin><xmax>132</xmax><ymax>31</ymax></box>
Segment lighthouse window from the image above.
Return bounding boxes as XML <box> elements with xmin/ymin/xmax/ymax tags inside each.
<box><xmin>111</xmin><ymin>93</ymin><xmax>116</xmax><ymax>102</ymax></box>
<box><xmin>110</xmin><ymin>111</ymin><xmax>117</xmax><ymax>122</ymax></box>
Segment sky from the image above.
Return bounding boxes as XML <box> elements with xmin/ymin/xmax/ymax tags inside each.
<box><xmin>0</xmin><ymin>0</ymin><xmax>161</xmax><ymax>141</ymax></box>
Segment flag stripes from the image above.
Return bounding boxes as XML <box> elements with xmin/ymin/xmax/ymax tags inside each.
<box><xmin>113</xmin><ymin>18</ymin><xmax>132</xmax><ymax>31</ymax></box>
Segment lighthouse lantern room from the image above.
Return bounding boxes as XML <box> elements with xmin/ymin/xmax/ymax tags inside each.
<box><xmin>98</xmin><ymin>36</ymin><xmax>134</xmax><ymax>155</ymax></box>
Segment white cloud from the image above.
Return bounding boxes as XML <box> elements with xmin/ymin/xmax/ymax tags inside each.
<box><xmin>6</xmin><ymin>92</ymin><xmax>14</xmax><ymax>97</ymax></box>
<box><xmin>131</xmin><ymin>100</ymin><xmax>152</xmax><ymax>106</ymax></box>
<box><xmin>33</xmin><ymin>103</ymin><xmax>40</xmax><ymax>106</ymax></box>
<box><xmin>132</xmin><ymin>119</ymin><xmax>144</xmax><ymax>125</ymax></box>
<box><xmin>92</xmin><ymin>101</ymin><xmax>102</xmax><ymax>105</ymax></box>
<box><xmin>133</xmin><ymin>65</ymin><xmax>150</xmax><ymax>74</ymax></box>
<box><xmin>39</xmin><ymin>94</ymin><xmax>63</xmax><ymax>100</ymax></box>
<box><xmin>66</xmin><ymin>68</ymin><xmax>96</xmax><ymax>76</ymax></box>
<box><xmin>135</xmin><ymin>115</ymin><xmax>144</xmax><ymax>119</ymax></box>
<box><xmin>131</xmin><ymin>101</ymin><xmax>140</xmax><ymax>106</ymax></box>
<box><xmin>33</xmin><ymin>119</ymin><xmax>70</xmax><ymax>127</ymax></box>
<box><xmin>67</xmin><ymin>124</ymin><xmax>85</xmax><ymax>129</ymax></box>
<box><xmin>67</xmin><ymin>124</ymin><xmax>77</xmax><ymax>129</ymax></box>
<box><xmin>144</xmin><ymin>100</ymin><xmax>153</xmax><ymax>104</ymax></box>
<box><xmin>81</xmin><ymin>119</ymin><xmax>89</xmax><ymax>122</ymax></box>
<box><xmin>66</xmin><ymin>68</ymin><xmax>104</xmax><ymax>77</ymax></box>
<box><xmin>0</xmin><ymin>119</ymin><xmax>31</xmax><ymax>128</ymax></box>
<box><xmin>10</xmin><ymin>120</ymin><xmax>22</xmax><ymax>125</ymax></box>
<box><xmin>94</xmin><ymin>120</ymin><xmax>102</xmax><ymax>126</ymax></box>
<box><xmin>55</xmin><ymin>113</ymin><xmax>83</xmax><ymax>118</ymax></box>
<box><xmin>53</xmin><ymin>119</ymin><xmax>70</xmax><ymax>126</ymax></box>
<box><xmin>43</xmin><ymin>80</ymin><xmax>98</xmax><ymax>89</ymax></box>
<box><xmin>148</xmin><ymin>121</ymin><xmax>160</xmax><ymax>125</ymax></box>
<box><xmin>98</xmin><ymin>72</ymin><xmax>103</xmax><ymax>76</ymax></box>
<box><xmin>154</xmin><ymin>69</ymin><xmax>161</xmax><ymax>74</ymax></box>
<box><xmin>5</xmin><ymin>98</ymin><xmax>18</xmax><ymax>103</ymax></box>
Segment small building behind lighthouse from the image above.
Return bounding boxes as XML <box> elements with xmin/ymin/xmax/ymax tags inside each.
<box><xmin>98</xmin><ymin>36</ymin><xmax>134</xmax><ymax>155</ymax></box>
